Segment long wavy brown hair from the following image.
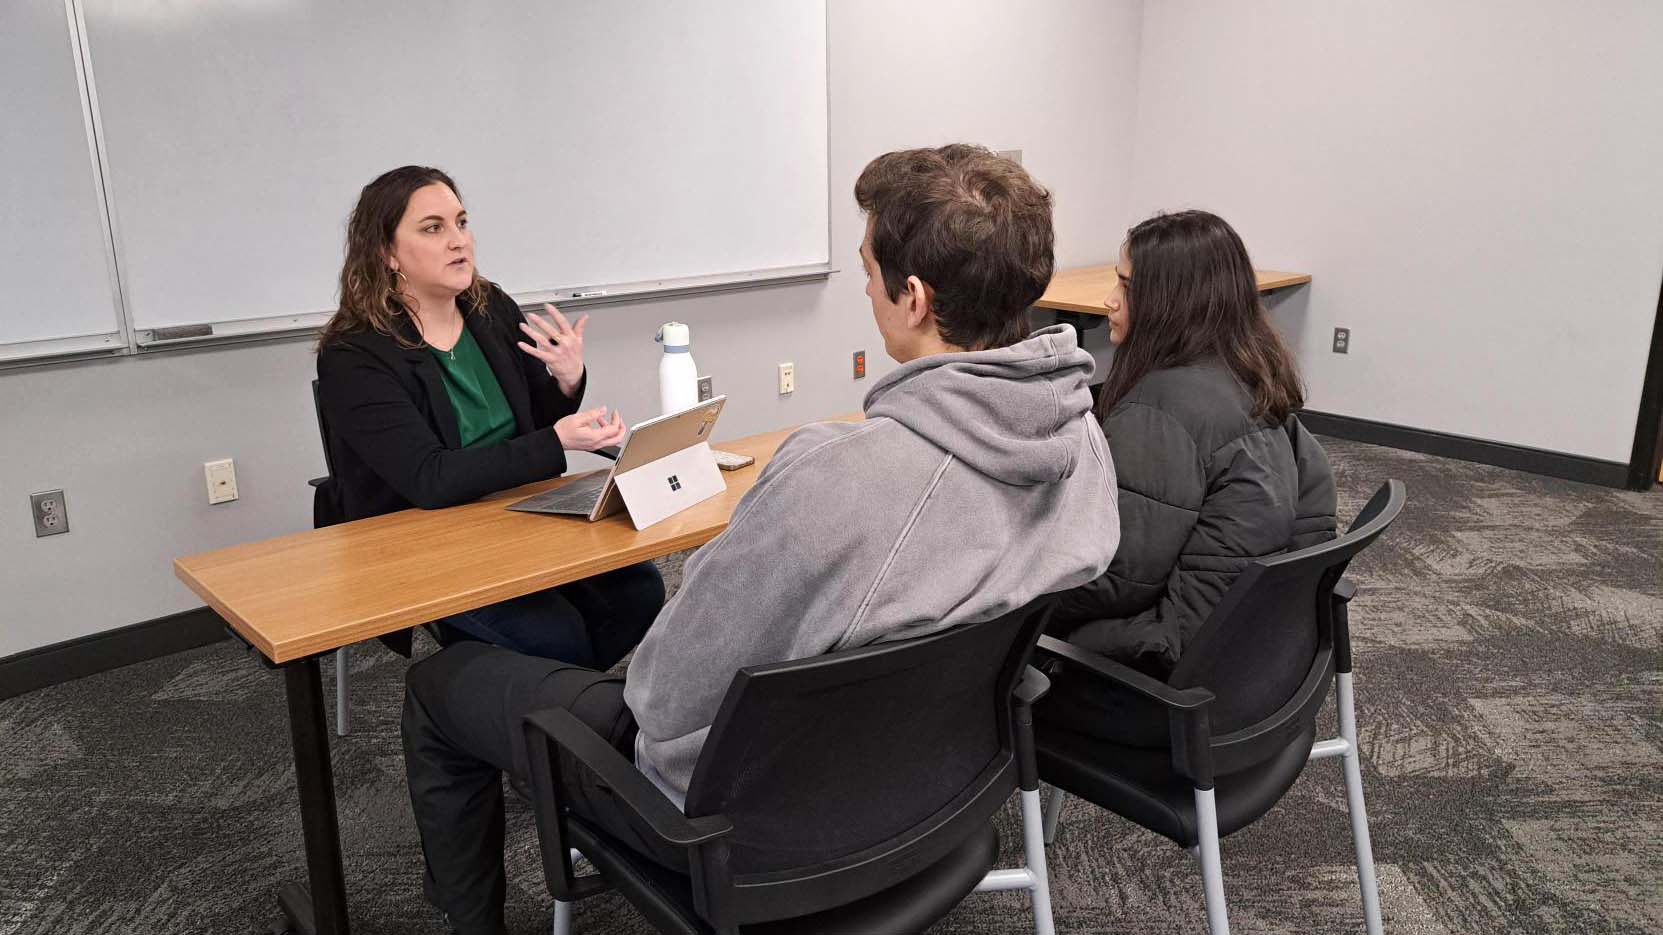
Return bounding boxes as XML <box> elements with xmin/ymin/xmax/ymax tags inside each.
<box><xmin>1094</xmin><ymin>210</ymin><xmax>1304</xmax><ymax>423</ymax></box>
<box><xmin>318</xmin><ymin>166</ymin><xmax>489</xmax><ymax>350</ymax></box>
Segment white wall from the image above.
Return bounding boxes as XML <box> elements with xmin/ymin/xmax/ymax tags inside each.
<box><xmin>0</xmin><ymin>0</ymin><xmax>1143</xmax><ymax>658</ymax></box>
<box><xmin>1124</xmin><ymin>0</ymin><xmax>1663</xmax><ymax>463</ymax></box>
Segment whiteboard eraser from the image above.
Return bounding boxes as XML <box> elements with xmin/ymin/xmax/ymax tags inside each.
<box><xmin>150</xmin><ymin>324</ymin><xmax>214</xmax><ymax>341</ymax></box>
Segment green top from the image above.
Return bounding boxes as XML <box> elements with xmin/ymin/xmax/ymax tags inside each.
<box><xmin>430</xmin><ymin>326</ymin><xmax>516</xmax><ymax>449</ymax></box>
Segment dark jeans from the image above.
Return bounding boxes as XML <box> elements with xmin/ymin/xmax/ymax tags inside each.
<box><xmin>402</xmin><ymin>642</ymin><xmax>687</xmax><ymax>935</ymax></box>
<box><xmin>436</xmin><ymin>560</ymin><xmax>663</xmax><ymax>668</ymax></box>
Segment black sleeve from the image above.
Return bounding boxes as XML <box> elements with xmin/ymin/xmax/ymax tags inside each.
<box><xmin>1054</xmin><ymin>402</ymin><xmax>1204</xmax><ymax>628</ymax></box>
<box><xmin>318</xmin><ymin>341</ymin><xmax>569</xmax><ymax>510</ymax></box>
<box><xmin>489</xmin><ymin>287</ymin><xmax>586</xmax><ymax>429</ymax></box>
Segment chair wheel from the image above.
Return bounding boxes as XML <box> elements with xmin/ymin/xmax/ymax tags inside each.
<box><xmin>264</xmin><ymin>918</ymin><xmax>297</xmax><ymax>935</ymax></box>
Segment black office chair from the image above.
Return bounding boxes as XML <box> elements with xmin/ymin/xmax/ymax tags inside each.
<box><xmin>523</xmin><ymin>594</ymin><xmax>1063</xmax><ymax>935</ymax></box>
<box><xmin>304</xmin><ymin>379</ymin><xmax>361</xmax><ymax>737</ymax></box>
<box><xmin>1035</xmin><ymin>480</ymin><xmax>1405</xmax><ymax>935</ymax></box>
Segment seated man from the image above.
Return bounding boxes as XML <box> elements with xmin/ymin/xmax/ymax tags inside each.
<box><xmin>401</xmin><ymin>143</ymin><xmax>1122</xmax><ymax>935</ymax></box>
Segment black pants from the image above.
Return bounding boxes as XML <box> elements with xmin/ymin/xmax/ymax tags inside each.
<box><xmin>435</xmin><ymin>560</ymin><xmax>664</xmax><ymax>667</ymax></box>
<box><xmin>403</xmin><ymin>641</ymin><xmax>686</xmax><ymax>935</ymax></box>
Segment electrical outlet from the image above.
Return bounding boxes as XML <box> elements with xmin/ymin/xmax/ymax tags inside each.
<box><xmin>205</xmin><ymin>458</ymin><xmax>239</xmax><ymax>504</ymax></box>
<box><xmin>1332</xmin><ymin>328</ymin><xmax>1350</xmax><ymax>354</ymax></box>
<box><xmin>30</xmin><ymin>490</ymin><xmax>69</xmax><ymax>537</ymax></box>
<box><xmin>697</xmin><ymin>375</ymin><xmax>714</xmax><ymax>402</ymax></box>
<box><xmin>778</xmin><ymin>361</ymin><xmax>795</xmax><ymax>395</ymax></box>
<box><xmin>996</xmin><ymin>149</ymin><xmax>1023</xmax><ymax>166</ymax></box>
<box><xmin>853</xmin><ymin>350</ymin><xmax>866</xmax><ymax>379</ymax></box>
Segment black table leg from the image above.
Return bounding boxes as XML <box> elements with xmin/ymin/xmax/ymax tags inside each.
<box><xmin>1053</xmin><ymin>309</ymin><xmax>1104</xmax><ymax>347</ymax></box>
<box><xmin>278</xmin><ymin>656</ymin><xmax>350</xmax><ymax>935</ymax></box>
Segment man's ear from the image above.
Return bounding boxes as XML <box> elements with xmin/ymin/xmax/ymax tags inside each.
<box><xmin>903</xmin><ymin>275</ymin><xmax>934</xmax><ymax>330</ymax></box>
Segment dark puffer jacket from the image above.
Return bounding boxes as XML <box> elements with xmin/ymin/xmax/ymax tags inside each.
<box><xmin>1051</xmin><ymin>359</ymin><xmax>1336</xmax><ymax>678</ymax></box>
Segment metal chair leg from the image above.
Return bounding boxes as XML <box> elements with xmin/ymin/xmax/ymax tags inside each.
<box><xmin>1019</xmin><ymin>787</ymin><xmax>1057</xmax><ymax>935</ymax></box>
<box><xmin>334</xmin><ymin>647</ymin><xmax>349</xmax><ymax>737</ymax></box>
<box><xmin>1193</xmin><ymin>788</ymin><xmax>1231</xmax><ymax>935</ymax></box>
<box><xmin>551</xmin><ymin>898</ymin><xmax>572</xmax><ymax>935</ymax></box>
<box><xmin>973</xmin><ymin>791</ymin><xmax>1057</xmax><ymax>935</ymax></box>
<box><xmin>1337</xmin><ymin>672</ymin><xmax>1383</xmax><ymax>935</ymax></box>
<box><xmin>1042</xmin><ymin>785</ymin><xmax>1064</xmax><ymax>846</ymax></box>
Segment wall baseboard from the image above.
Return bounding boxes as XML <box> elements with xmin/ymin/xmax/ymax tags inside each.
<box><xmin>1299</xmin><ymin>409</ymin><xmax>1632</xmax><ymax>489</ymax></box>
<box><xmin>0</xmin><ymin>607</ymin><xmax>227</xmax><ymax>701</ymax></box>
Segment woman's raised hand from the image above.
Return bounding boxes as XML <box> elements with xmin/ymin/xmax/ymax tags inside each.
<box><xmin>518</xmin><ymin>303</ymin><xmax>587</xmax><ymax>396</ymax></box>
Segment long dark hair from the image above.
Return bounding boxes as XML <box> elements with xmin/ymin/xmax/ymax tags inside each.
<box><xmin>1094</xmin><ymin>210</ymin><xmax>1304</xmax><ymax>423</ymax></box>
<box><xmin>318</xmin><ymin>165</ymin><xmax>489</xmax><ymax>350</ymax></box>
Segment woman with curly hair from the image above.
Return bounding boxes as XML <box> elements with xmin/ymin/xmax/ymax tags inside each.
<box><xmin>315</xmin><ymin>166</ymin><xmax>660</xmax><ymax>666</ymax></box>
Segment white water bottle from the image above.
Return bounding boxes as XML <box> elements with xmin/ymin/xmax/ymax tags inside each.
<box><xmin>656</xmin><ymin>321</ymin><xmax>699</xmax><ymax>415</ymax></box>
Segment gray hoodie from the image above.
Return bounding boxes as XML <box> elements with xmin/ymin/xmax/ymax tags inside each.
<box><xmin>623</xmin><ymin>324</ymin><xmax>1121</xmax><ymax>805</ymax></box>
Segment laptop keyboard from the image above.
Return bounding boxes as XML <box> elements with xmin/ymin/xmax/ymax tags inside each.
<box><xmin>509</xmin><ymin>473</ymin><xmax>608</xmax><ymax>514</ymax></box>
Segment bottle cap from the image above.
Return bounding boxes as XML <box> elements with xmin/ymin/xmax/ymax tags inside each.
<box><xmin>655</xmin><ymin>322</ymin><xmax>691</xmax><ymax>349</ymax></box>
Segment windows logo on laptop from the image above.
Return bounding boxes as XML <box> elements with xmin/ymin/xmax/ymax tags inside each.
<box><xmin>667</xmin><ymin>475</ymin><xmax>681</xmax><ymax>491</ymax></box>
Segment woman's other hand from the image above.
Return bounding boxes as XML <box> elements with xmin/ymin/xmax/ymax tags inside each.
<box><xmin>554</xmin><ymin>407</ymin><xmax>626</xmax><ymax>452</ymax></box>
<box><xmin>518</xmin><ymin>303</ymin><xmax>587</xmax><ymax>397</ymax></box>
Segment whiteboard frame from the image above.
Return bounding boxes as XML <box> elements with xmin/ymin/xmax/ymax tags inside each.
<box><xmin>135</xmin><ymin>262</ymin><xmax>835</xmax><ymax>350</ymax></box>
<box><xmin>0</xmin><ymin>0</ymin><xmax>133</xmax><ymax>371</ymax></box>
<box><xmin>68</xmin><ymin>0</ymin><xmax>135</xmax><ymax>356</ymax></box>
<box><xmin>2</xmin><ymin>1</ymin><xmax>834</xmax><ymax>369</ymax></box>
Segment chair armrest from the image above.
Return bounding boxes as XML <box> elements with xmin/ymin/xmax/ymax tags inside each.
<box><xmin>523</xmin><ymin>707</ymin><xmax>733</xmax><ymax>904</ymax></box>
<box><xmin>1334</xmin><ymin>577</ymin><xmax>1359</xmax><ymax>603</ymax></box>
<box><xmin>522</xmin><ymin>708</ymin><xmax>733</xmax><ymax>848</ymax></box>
<box><xmin>1013</xmin><ymin>664</ymin><xmax>1051</xmax><ymax>707</ymax></box>
<box><xmin>1035</xmin><ymin>636</ymin><xmax>1212</xmax><ymax>711</ymax></box>
<box><xmin>307</xmin><ymin>476</ymin><xmax>328</xmax><ymax>488</ymax></box>
<box><xmin>595</xmin><ymin>445</ymin><xmax>621</xmax><ymax>461</ymax></box>
<box><xmin>1011</xmin><ymin>665</ymin><xmax>1050</xmax><ymax>793</ymax></box>
<box><xmin>1332</xmin><ymin>577</ymin><xmax>1358</xmax><ymax>675</ymax></box>
<box><xmin>1034</xmin><ymin>636</ymin><xmax>1220</xmax><ymax>788</ymax></box>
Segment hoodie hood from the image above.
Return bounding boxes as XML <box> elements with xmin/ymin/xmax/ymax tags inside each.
<box><xmin>863</xmin><ymin>324</ymin><xmax>1096</xmax><ymax>486</ymax></box>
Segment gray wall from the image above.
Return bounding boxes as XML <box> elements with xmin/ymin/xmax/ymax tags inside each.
<box><xmin>1122</xmin><ymin>0</ymin><xmax>1663</xmax><ymax>464</ymax></box>
<box><xmin>0</xmin><ymin>0</ymin><xmax>1144</xmax><ymax>658</ymax></box>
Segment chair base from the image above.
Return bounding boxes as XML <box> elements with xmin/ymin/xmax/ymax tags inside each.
<box><xmin>1042</xmin><ymin>673</ymin><xmax>1385</xmax><ymax>935</ymax></box>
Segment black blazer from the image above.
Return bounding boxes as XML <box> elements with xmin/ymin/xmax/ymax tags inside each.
<box><xmin>314</xmin><ymin>284</ymin><xmax>586</xmax><ymax>526</ymax></box>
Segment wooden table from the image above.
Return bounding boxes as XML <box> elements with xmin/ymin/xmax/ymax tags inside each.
<box><xmin>174</xmin><ymin>420</ymin><xmax>815</xmax><ymax>935</ymax></box>
<box><xmin>1034</xmin><ymin>265</ymin><xmax>1312</xmax><ymax>316</ymax></box>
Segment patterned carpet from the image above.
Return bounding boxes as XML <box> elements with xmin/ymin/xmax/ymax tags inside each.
<box><xmin>1</xmin><ymin>437</ymin><xmax>1659</xmax><ymax>935</ymax></box>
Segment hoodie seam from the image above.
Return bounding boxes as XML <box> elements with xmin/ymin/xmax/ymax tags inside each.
<box><xmin>1041</xmin><ymin>338</ymin><xmax>1076</xmax><ymax>478</ymax></box>
<box><xmin>1084</xmin><ymin>413</ymin><xmax>1108</xmax><ymax>471</ymax></box>
<box><xmin>722</xmin><ymin>418</ymin><xmax>890</xmax><ymax>532</ymax></box>
<box><xmin>840</xmin><ymin>453</ymin><xmax>954</xmax><ymax>647</ymax></box>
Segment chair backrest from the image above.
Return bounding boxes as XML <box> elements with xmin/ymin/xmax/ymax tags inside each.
<box><xmin>681</xmin><ymin>593</ymin><xmax>1057</xmax><ymax>921</ymax></box>
<box><xmin>310</xmin><ymin>378</ymin><xmax>337</xmax><ymax>479</ymax></box>
<box><xmin>1169</xmin><ymin>480</ymin><xmax>1405</xmax><ymax>775</ymax></box>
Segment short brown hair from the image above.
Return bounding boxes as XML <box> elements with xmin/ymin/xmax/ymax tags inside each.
<box><xmin>855</xmin><ymin>144</ymin><xmax>1054</xmax><ymax>351</ymax></box>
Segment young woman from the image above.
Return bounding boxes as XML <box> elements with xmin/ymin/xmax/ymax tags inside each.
<box><xmin>314</xmin><ymin>165</ymin><xmax>661</xmax><ymax>666</ymax></box>
<box><xmin>1042</xmin><ymin>210</ymin><xmax>1337</xmax><ymax>741</ymax></box>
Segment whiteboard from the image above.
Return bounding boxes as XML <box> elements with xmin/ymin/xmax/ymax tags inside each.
<box><xmin>79</xmin><ymin>0</ymin><xmax>830</xmax><ymax>340</ymax></box>
<box><xmin>0</xmin><ymin>0</ymin><xmax>126</xmax><ymax>361</ymax></box>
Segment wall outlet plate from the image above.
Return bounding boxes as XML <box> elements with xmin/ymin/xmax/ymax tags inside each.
<box><xmin>996</xmin><ymin>149</ymin><xmax>1023</xmax><ymax>165</ymax></box>
<box><xmin>778</xmin><ymin>361</ymin><xmax>795</xmax><ymax>395</ymax></box>
<box><xmin>30</xmin><ymin>489</ymin><xmax>69</xmax><ymax>537</ymax></box>
<box><xmin>853</xmin><ymin>350</ymin><xmax>866</xmax><ymax>379</ymax></box>
<box><xmin>205</xmin><ymin>458</ymin><xmax>239</xmax><ymax>504</ymax></box>
<box><xmin>697</xmin><ymin>375</ymin><xmax>714</xmax><ymax>402</ymax></box>
<box><xmin>1333</xmin><ymin>327</ymin><xmax>1351</xmax><ymax>354</ymax></box>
